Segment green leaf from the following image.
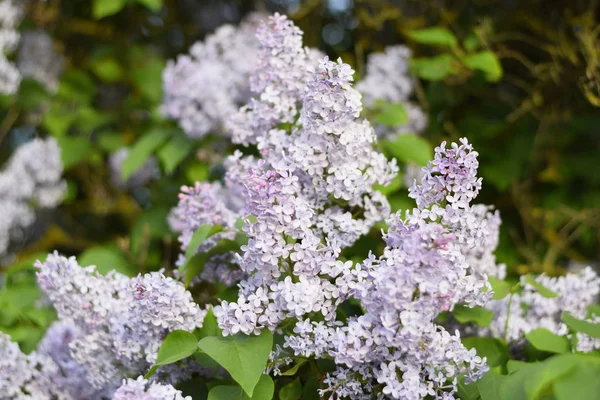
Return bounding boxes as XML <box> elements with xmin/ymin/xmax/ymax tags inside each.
<box><xmin>374</xmin><ymin>103</ymin><xmax>408</xmax><ymax>127</ymax></box>
<box><xmin>553</xmin><ymin>358</ymin><xmax>600</xmax><ymax>400</ymax></box>
<box><xmin>122</xmin><ymin>128</ymin><xmax>170</xmax><ymax>180</ymax></box>
<box><xmin>93</xmin><ymin>0</ymin><xmax>126</xmax><ymax>19</ymax></box>
<box><xmin>478</xmin><ymin>372</ymin><xmax>506</xmax><ymax>400</ymax></box>
<box><xmin>185</xmin><ymin>225</ymin><xmax>224</xmax><ymax>260</ymax></box>
<box><xmin>182</xmin><ymin>239</ymin><xmax>241</xmax><ymax>286</ymax></box>
<box><xmin>196</xmin><ymin>308</ymin><xmax>222</xmax><ymax>339</ymax></box>
<box><xmin>79</xmin><ymin>246</ymin><xmax>135</xmax><ymax>277</ymax></box>
<box><xmin>17</xmin><ymin>78</ymin><xmax>49</xmax><ymax>109</ymax></box>
<box><xmin>97</xmin><ymin>131</ymin><xmax>127</xmax><ymax>152</ymax></box>
<box><xmin>42</xmin><ymin>102</ymin><xmax>76</xmax><ymax>136</ymax></box>
<box><xmin>462</xmin><ymin>337</ymin><xmax>509</xmax><ymax>367</ymax></box>
<box><xmin>281</xmin><ymin>359</ymin><xmax>307</xmax><ymax>376</ymax></box>
<box><xmin>279</xmin><ymin>378</ymin><xmax>303</xmax><ymax>400</ymax></box>
<box><xmin>130</xmin><ymin>207</ymin><xmax>171</xmax><ymax>255</ymax></box>
<box><xmin>131</xmin><ymin>57</ymin><xmax>165</xmax><ymax>103</ymax></box>
<box><xmin>453</xmin><ymin>305</ymin><xmax>494</xmax><ymax>327</ymax></box>
<box><xmin>457</xmin><ymin>375</ymin><xmax>480</xmax><ymax>400</ymax></box>
<box><xmin>374</xmin><ymin>171</ymin><xmax>403</xmax><ymax>195</ymax></box>
<box><xmin>157</xmin><ymin>135</ymin><xmax>193</xmax><ymax>174</ymax></box>
<box><xmin>382</xmin><ymin>134</ymin><xmax>433</xmax><ymax>166</ymax></box>
<box><xmin>207</xmin><ymin>375</ymin><xmax>274</xmax><ymax>400</ymax></box>
<box><xmin>488</xmin><ymin>276</ymin><xmax>512</xmax><ymax>300</ymax></box>
<box><xmin>524</xmin><ymin>275</ymin><xmax>559</xmax><ymax>298</ymax></box>
<box><xmin>56</xmin><ymin>136</ymin><xmax>92</xmax><ymax>169</ymax></box>
<box><xmin>198</xmin><ymin>330</ymin><xmax>273</xmax><ymax>397</ymax></box>
<box><xmin>411</xmin><ymin>54</ymin><xmax>460</xmax><ymax>81</ymax></box>
<box><xmin>462</xmin><ymin>51</ymin><xmax>503</xmax><ymax>82</ymax></box>
<box><xmin>90</xmin><ymin>57</ymin><xmax>124</xmax><ymax>82</ymax></box>
<box><xmin>523</xmin><ymin>354</ymin><xmax>579</xmax><ymax>399</ymax></box>
<box><xmin>406</xmin><ymin>26</ymin><xmax>458</xmax><ymax>47</ymax></box>
<box><xmin>136</xmin><ymin>0</ymin><xmax>163</xmax><ymax>11</ymax></box>
<box><xmin>74</xmin><ymin>106</ymin><xmax>112</xmax><ymax>132</ymax></box>
<box><xmin>185</xmin><ymin>162</ymin><xmax>209</xmax><ymax>183</ymax></box>
<box><xmin>562</xmin><ymin>312</ymin><xmax>600</xmax><ymax>338</ymax></box>
<box><xmin>152</xmin><ymin>330</ymin><xmax>197</xmax><ymax>369</ymax></box>
<box><xmin>526</xmin><ymin>328</ymin><xmax>570</xmax><ymax>354</ymax></box>
<box><xmin>57</xmin><ymin>69</ymin><xmax>96</xmax><ymax>103</ymax></box>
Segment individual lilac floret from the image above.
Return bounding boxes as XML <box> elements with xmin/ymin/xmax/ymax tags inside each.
<box><xmin>486</xmin><ymin>266</ymin><xmax>600</xmax><ymax>346</ymax></box>
<box><xmin>0</xmin><ymin>0</ymin><xmax>23</xmax><ymax>94</ymax></box>
<box><xmin>113</xmin><ymin>376</ymin><xmax>191</xmax><ymax>400</ymax></box>
<box><xmin>356</xmin><ymin>45</ymin><xmax>428</xmax><ymax>140</ymax></box>
<box><xmin>109</xmin><ymin>148</ymin><xmax>159</xmax><ymax>190</ymax></box>
<box><xmin>0</xmin><ymin>332</ymin><xmax>66</xmax><ymax>400</ymax></box>
<box><xmin>36</xmin><ymin>252</ymin><xmax>205</xmax><ymax>393</ymax></box>
<box><xmin>162</xmin><ymin>13</ymin><xmax>263</xmax><ymax>138</ymax></box>
<box><xmin>0</xmin><ymin>138</ymin><xmax>66</xmax><ymax>263</ymax></box>
<box><xmin>17</xmin><ymin>30</ymin><xmax>64</xmax><ymax>92</ymax></box>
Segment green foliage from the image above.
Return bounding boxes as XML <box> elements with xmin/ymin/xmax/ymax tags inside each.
<box><xmin>93</xmin><ymin>0</ymin><xmax>127</xmax><ymax>19</ymax></box>
<box><xmin>453</xmin><ymin>305</ymin><xmax>494</xmax><ymax>327</ymax></box>
<box><xmin>122</xmin><ymin>128</ymin><xmax>170</xmax><ymax>180</ymax></box>
<box><xmin>525</xmin><ymin>328</ymin><xmax>570</xmax><ymax>354</ymax></box>
<box><xmin>198</xmin><ymin>330</ymin><xmax>273</xmax><ymax>396</ymax></box>
<box><xmin>374</xmin><ymin>102</ymin><xmax>408</xmax><ymax>126</ymax></box>
<box><xmin>488</xmin><ymin>277</ymin><xmax>513</xmax><ymax>300</ymax></box>
<box><xmin>145</xmin><ymin>330</ymin><xmax>198</xmax><ymax>378</ymax></box>
<box><xmin>562</xmin><ymin>312</ymin><xmax>600</xmax><ymax>338</ymax></box>
<box><xmin>208</xmin><ymin>375</ymin><xmax>274</xmax><ymax>400</ymax></box>
<box><xmin>461</xmin><ymin>51</ymin><xmax>503</xmax><ymax>82</ymax></box>
<box><xmin>524</xmin><ymin>275</ymin><xmax>559</xmax><ymax>299</ymax></box>
<box><xmin>184</xmin><ymin>225</ymin><xmax>224</xmax><ymax>260</ymax></box>
<box><xmin>79</xmin><ymin>245</ymin><xmax>135</xmax><ymax>276</ymax></box>
<box><xmin>407</xmin><ymin>27</ymin><xmax>458</xmax><ymax>47</ymax></box>
<box><xmin>382</xmin><ymin>134</ymin><xmax>433</xmax><ymax>166</ymax></box>
<box><xmin>279</xmin><ymin>378</ymin><xmax>303</xmax><ymax>400</ymax></box>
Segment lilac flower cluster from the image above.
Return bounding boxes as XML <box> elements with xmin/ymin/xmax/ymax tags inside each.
<box><xmin>280</xmin><ymin>139</ymin><xmax>493</xmax><ymax>399</ymax></box>
<box><xmin>0</xmin><ymin>0</ymin><xmax>22</xmax><ymax>94</ymax></box>
<box><xmin>0</xmin><ymin>332</ymin><xmax>68</xmax><ymax>400</ymax></box>
<box><xmin>214</xmin><ymin>15</ymin><xmax>398</xmax><ymax>339</ymax></box>
<box><xmin>161</xmin><ymin>13</ymin><xmax>263</xmax><ymax>138</ymax></box>
<box><xmin>486</xmin><ymin>266</ymin><xmax>600</xmax><ymax>351</ymax></box>
<box><xmin>0</xmin><ymin>138</ymin><xmax>66</xmax><ymax>263</ymax></box>
<box><xmin>356</xmin><ymin>45</ymin><xmax>428</xmax><ymax>139</ymax></box>
<box><xmin>17</xmin><ymin>30</ymin><xmax>63</xmax><ymax>92</ymax></box>
<box><xmin>33</xmin><ymin>252</ymin><xmax>206</xmax><ymax>395</ymax></box>
<box><xmin>113</xmin><ymin>376</ymin><xmax>191</xmax><ymax>400</ymax></box>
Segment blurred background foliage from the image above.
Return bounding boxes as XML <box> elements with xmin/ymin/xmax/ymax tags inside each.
<box><xmin>1</xmin><ymin>0</ymin><xmax>599</xmax><ymax>351</ymax></box>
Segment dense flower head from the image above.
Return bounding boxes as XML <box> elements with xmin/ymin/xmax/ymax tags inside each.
<box><xmin>227</xmin><ymin>13</ymin><xmax>324</xmax><ymax>145</ymax></box>
<box><xmin>282</xmin><ymin>139</ymin><xmax>492</xmax><ymax>399</ymax></box>
<box><xmin>161</xmin><ymin>13</ymin><xmax>263</xmax><ymax>138</ymax></box>
<box><xmin>35</xmin><ymin>252</ymin><xmax>205</xmax><ymax>393</ymax></box>
<box><xmin>356</xmin><ymin>45</ymin><xmax>428</xmax><ymax>140</ymax></box>
<box><xmin>486</xmin><ymin>266</ymin><xmax>600</xmax><ymax>350</ymax></box>
<box><xmin>0</xmin><ymin>138</ymin><xmax>66</xmax><ymax>263</ymax></box>
<box><xmin>17</xmin><ymin>30</ymin><xmax>63</xmax><ymax>92</ymax></box>
<box><xmin>0</xmin><ymin>0</ymin><xmax>23</xmax><ymax>94</ymax></box>
<box><xmin>113</xmin><ymin>376</ymin><xmax>191</xmax><ymax>400</ymax></box>
<box><xmin>214</xmin><ymin>16</ymin><xmax>400</xmax><ymax>342</ymax></box>
<box><xmin>0</xmin><ymin>332</ymin><xmax>67</xmax><ymax>400</ymax></box>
